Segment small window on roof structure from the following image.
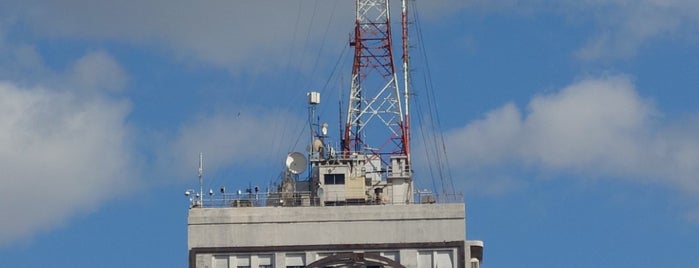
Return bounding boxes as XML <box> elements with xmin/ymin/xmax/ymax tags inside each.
<box><xmin>324</xmin><ymin>173</ymin><xmax>345</xmax><ymax>185</ymax></box>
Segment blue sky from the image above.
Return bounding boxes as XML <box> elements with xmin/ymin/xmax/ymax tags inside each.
<box><xmin>1</xmin><ymin>0</ymin><xmax>698</xmax><ymax>267</ymax></box>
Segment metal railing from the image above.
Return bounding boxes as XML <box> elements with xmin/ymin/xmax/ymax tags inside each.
<box><xmin>190</xmin><ymin>191</ymin><xmax>464</xmax><ymax>208</ymax></box>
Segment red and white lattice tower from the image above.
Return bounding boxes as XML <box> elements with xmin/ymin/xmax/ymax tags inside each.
<box><xmin>342</xmin><ymin>0</ymin><xmax>411</xmax><ymax>166</ymax></box>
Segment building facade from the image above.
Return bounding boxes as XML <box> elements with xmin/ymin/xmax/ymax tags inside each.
<box><xmin>188</xmin><ymin>203</ymin><xmax>483</xmax><ymax>268</ymax></box>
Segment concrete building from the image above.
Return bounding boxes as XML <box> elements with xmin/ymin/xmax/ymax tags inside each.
<box><xmin>186</xmin><ymin>1</ymin><xmax>483</xmax><ymax>267</ymax></box>
<box><xmin>188</xmin><ymin>202</ymin><xmax>483</xmax><ymax>268</ymax></box>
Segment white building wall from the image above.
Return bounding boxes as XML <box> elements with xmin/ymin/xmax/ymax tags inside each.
<box><xmin>188</xmin><ymin>204</ymin><xmax>465</xmax><ymax>249</ymax></box>
<box><xmin>200</xmin><ymin>250</ymin><xmax>461</xmax><ymax>268</ymax></box>
<box><xmin>188</xmin><ymin>203</ymin><xmax>469</xmax><ymax>268</ymax></box>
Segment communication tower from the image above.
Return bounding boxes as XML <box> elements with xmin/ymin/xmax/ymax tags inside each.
<box><xmin>340</xmin><ymin>0</ymin><xmax>413</xmax><ymax>204</ymax></box>
<box><xmin>185</xmin><ymin>1</ymin><xmax>484</xmax><ymax>267</ymax></box>
<box><xmin>343</xmin><ymin>0</ymin><xmax>409</xmax><ymax>161</ymax></box>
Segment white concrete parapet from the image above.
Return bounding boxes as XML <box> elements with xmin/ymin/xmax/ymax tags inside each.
<box><xmin>188</xmin><ymin>203</ymin><xmax>466</xmax><ymax>249</ymax></box>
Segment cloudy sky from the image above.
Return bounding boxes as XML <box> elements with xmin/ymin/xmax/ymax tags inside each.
<box><xmin>1</xmin><ymin>0</ymin><xmax>698</xmax><ymax>267</ymax></box>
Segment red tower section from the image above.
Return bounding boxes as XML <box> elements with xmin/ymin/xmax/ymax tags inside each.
<box><xmin>343</xmin><ymin>0</ymin><xmax>409</xmax><ymax>165</ymax></box>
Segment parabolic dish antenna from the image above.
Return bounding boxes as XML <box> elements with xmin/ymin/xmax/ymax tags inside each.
<box><xmin>285</xmin><ymin>152</ymin><xmax>307</xmax><ymax>174</ymax></box>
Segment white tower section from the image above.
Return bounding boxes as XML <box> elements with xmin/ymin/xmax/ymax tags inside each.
<box><xmin>343</xmin><ymin>0</ymin><xmax>406</xmax><ymax>158</ymax></box>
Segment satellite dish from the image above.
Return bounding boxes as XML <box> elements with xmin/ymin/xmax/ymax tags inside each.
<box><xmin>285</xmin><ymin>152</ymin><xmax>307</xmax><ymax>174</ymax></box>
<box><xmin>321</xmin><ymin>123</ymin><xmax>328</xmax><ymax>136</ymax></box>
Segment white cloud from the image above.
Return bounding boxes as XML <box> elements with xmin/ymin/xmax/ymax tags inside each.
<box><xmin>0</xmin><ymin>82</ymin><xmax>135</xmax><ymax>246</ymax></box>
<box><xmin>412</xmin><ymin>0</ymin><xmax>699</xmax><ymax>60</ymax></box>
<box><xmin>6</xmin><ymin>0</ymin><xmax>355</xmax><ymax>72</ymax></box>
<box><xmin>67</xmin><ymin>50</ymin><xmax>128</xmax><ymax>93</ymax></box>
<box><xmin>519</xmin><ymin>77</ymin><xmax>652</xmax><ymax>171</ymax></box>
<box><xmin>0</xmin><ymin>34</ymin><xmax>126</xmax><ymax>94</ymax></box>
<box><xmin>1</xmin><ymin>0</ymin><xmax>696</xmax><ymax>71</ymax></box>
<box><xmin>570</xmin><ymin>0</ymin><xmax>699</xmax><ymax>60</ymax></box>
<box><xmin>443</xmin><ymin>76</ymin><xmax>699</xmax><ymax>194</ymax></box>
<box><xmin>0</xmin><ymin>31</ymin><xmax>49</xmax><ymax>81</ymax></box>
<box><xmin>0</xmin><ymin>35</ymin><xmax>137</xmax><ymax>246</ymax></box>
<box><xmin>159</xmin><ymin>109</ymin><xmax>306</xmax><ymax>181</ymax></box>
<box><xmin>0</xmin><ymin>0</ymin><xmax>510</xmax><ymax>73</ymax></box>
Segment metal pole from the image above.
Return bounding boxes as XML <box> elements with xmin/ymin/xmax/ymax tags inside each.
<box><xmin>198</xmin><ymin>152</ymin><xmax>203</xmax><ymax>207</ymax></box>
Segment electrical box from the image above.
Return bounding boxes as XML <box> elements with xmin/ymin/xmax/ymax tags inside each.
<box><xmin>308</xmin><ymin>91</ymin><xmax>320</xmax><ymax>104</ymax></box>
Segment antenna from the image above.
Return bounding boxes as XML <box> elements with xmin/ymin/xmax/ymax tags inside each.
<box><xmin>401</xmin><ymin>0</ymin><xmax>411</xmax><ymax>165</ymax></box>
<box><xmin>308</xmin><ymin>91</ymin><xmax>321</xmax><ymax>165</ymax></box>
<box><xmin>198</xmin><ymin>152</ymin><xmax>203</xmax><ymax>207</ymax></box>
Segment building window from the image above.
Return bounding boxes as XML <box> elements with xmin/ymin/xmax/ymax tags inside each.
<box><xmin>324</xmin><ymin>173</ymin><xmax>345</xmax><ymax>184</ymax></box>
<box><xmin>418</xmin><ymin>251</ymin><xmax>432</xmax><ymax>268</ymax></box>
<box><xmin>285</xmin><ymin>253</ymin><xmax>305</xmax><ymax>268</ymax></box>
<box><xmin>258</xmin><ymin>254</ymin><xmax>274</xmax><ymax>268</ymax></box>
<box><xmin>381</xmin><ymin>251</ymin><xmax>399</xmax><ymax>263</ymax></box>
<box><xmin>435</xmin><ymin>251</ymin><xmax>453</xmax><ymax>268</ymax></box>
<box><xmin>213</xmin><ymin>255</ymin><xmax>229</xmax><ymax>268</ymax></box>
<box><xmin>418</xmin><ymin>250</ymin><xmax>454</xmax><ymax>268</ymax></box>
<box><xmin>235</xmin><ymin>255</ymin><xmax>250</xmax><ymax>268</ymax></box>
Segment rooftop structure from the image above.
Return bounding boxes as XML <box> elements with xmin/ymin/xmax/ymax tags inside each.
<box><xmin>186</xmin><ymin>1</ymin><xmax>483</xmax><ymax>267</ymax></box>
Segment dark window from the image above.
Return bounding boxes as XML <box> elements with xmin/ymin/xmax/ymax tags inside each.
<box><xmin>324</xmin><ymin>173</ymin><xmax>345</xmax><ymax>185</ymax></box>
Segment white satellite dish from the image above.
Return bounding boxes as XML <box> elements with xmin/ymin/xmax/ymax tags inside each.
<box><xmin>285</xmin><ymin>152</ymin><xmax>307</xmax><ymax>174</ymax></box>
<box><xmin>321</xmin><ymin>122</ymin><xmax>328</xmax><ymax>136</ymax></box>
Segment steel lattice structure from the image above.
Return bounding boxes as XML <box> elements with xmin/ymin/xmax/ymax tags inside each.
<box><xmin>343</xmin><ymin>0</ymin><xmax>408</xmax><ymax>160</ymax></box>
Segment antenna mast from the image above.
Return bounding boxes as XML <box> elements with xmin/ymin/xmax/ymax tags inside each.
<box><xmin>198</xmin><ymin>152</ymin><xmax>203</xmax><ymax>207</ymax></box>
<box><xmin>401</xmin><ymin>0</ymin><xmax>411</xmax><ymax>164</ymax></box>
<box><xmin>342</xmin><ymin>0</ymin><xmax>408</xmax><ymax>161</ymax></box>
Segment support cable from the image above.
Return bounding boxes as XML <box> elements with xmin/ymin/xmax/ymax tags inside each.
<box><xmin>412</xmin><ymin>0</ymin><xmax>456</xmax><ymax>195</ymax></box>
